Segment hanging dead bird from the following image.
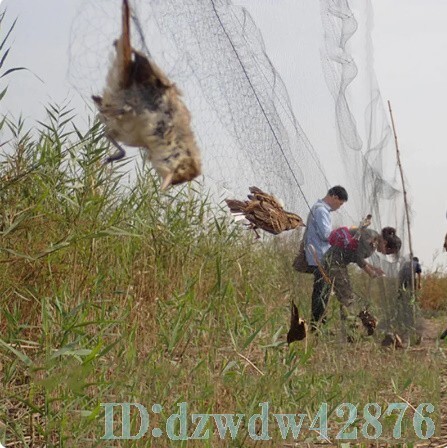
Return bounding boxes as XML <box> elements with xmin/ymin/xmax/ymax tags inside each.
<box><xmin>92</xmin><ymin>0</ymin><xmax>201</xmax><ymax>189</ymax></box>
<box><xmin>357</xmin><ymin>309</ymin><xmax>377</xmax><ymax>336</ymax></box>
<box><xmin>287</xmin><ymin>301</ymin><xmax>307</xmax><ymax>344</ymax></box>
<box><xmin>381</xmin><ymin>332</ymin><xmax>403</xmax><ymax>349</ymax></box>
<box><xmin>225</xmin><ymin>186</ymin><xmax>304</xmax><ymax>238</ymax></box>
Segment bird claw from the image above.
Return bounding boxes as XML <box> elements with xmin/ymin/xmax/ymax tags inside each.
<box><xmin>103</xmin><ymin>137</ymin><xmax>126</xmax><ymax>164</ymax></box>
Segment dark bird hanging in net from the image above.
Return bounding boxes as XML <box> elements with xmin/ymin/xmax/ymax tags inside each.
<box><xmin>358</xmin><ymin>309</ymin><xmax>377</xmax><ymax>336</ymax></box>
<box><xmin>287</xmin><ymin>301</ymin><xmax>307</xmax><ymax>344</ymax></box>
<box><xmin>92</xmin><ymin>0</ymin><xmax>201</xmax><ymax>189</ymax></box>
<box><xmin>443</xmin><ymin>233</ymin><xmax>447</xmax><ymax>251</ymax></box>
<box><xmin>225</xmin><ymin>186</ymin><xmax>304</xmax><ymax>238</ymax></box>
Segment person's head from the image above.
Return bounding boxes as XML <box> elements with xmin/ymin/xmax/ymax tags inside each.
<box><xmin>413</xmin><ymin>256</ymin><xmax>419</xmax><ymax>262</ymax></box>
<box><xmin>324</xmin><ymin>185</ymin><xmax>348</xmax><ymax>211</ymax></box>
<box><xmin>377</xmin><ymin>227</ymin><xmax>402</xmax><ymax>255</ymax></box>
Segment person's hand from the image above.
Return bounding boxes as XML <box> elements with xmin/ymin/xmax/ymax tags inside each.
<box><xmin>367</xmin><ymin>266</ymin><xmax>380</xmax><ymax>278</ymax></box>
<box><xmin>364</xmin><ymin>264</ymin><xmax>385</xmax><ymax>278</ymax></box>
<box><xmin>373</xmin><ymin>267</ymin><xmax>385</xmax><ymax>277</ymax></box>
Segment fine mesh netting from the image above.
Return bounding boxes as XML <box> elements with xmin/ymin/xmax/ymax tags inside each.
<box><xmin>68</xmin><ymin>0</ymin><xmax>415</xmax><ymax>336</ymax></box>
<box><xmin>69</xmin><ymin>0</ymin><xmax>329</xmax><ymax>213</ymax></box>
<box><xmin>319</xmin><ymin>0</ymin><xmax>412</xmax><ymax>332</ymax></box>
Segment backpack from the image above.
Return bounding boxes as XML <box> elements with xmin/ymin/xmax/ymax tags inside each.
<box><xmin>328</xmin><ymin>226</ymin><xmax>359</xmax><ymax>251</ymax></box>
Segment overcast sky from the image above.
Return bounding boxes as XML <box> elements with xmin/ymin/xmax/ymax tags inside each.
<box><xmin>1</xmin><ymin>0</ymin><xmax>446</xmax><ymax>270</ymax></box>
<box><xmin>372</xmin><ymin>0</ymin><xmax>447</xmax><ymax>270</ymax></box>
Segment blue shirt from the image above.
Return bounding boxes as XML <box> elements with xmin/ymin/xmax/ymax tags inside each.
<box><xmin>304</xmin><ymin>199</ymin><xmax>333</xmax><ymax>266</ymax></box>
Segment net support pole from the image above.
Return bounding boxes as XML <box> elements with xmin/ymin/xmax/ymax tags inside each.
<box><xmin>387</xmin><ymin>100</ymin><xmax>414</xmax><ymax>295</ymax></box>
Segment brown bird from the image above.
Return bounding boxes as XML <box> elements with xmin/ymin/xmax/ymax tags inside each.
<box><xmin>287</xmin><ymin>301</ymin><xmax>307</xmax><ymax>344</ymax></box>
<box><xmin>92</xmin><ymin>0</ymin><xmax>201</xmax><ymax>189</ymax></box>
<box><xmin>357</xmin><ymin>309</ymin><xmax>377</xmax><ymax>336</ymax></box>
<box><xmin>351</xmin><ymin>213</ymin><xmax>372</xmax><ymax>240</ymax></box>
<box><xmin>443</xmin><ymin>232</ymin><xmax>447</xmax><ymax>251</ymax></box>
<box><xmin>225</xmin><ymin>186</ymin><xmax>305</xmax><ymax>237</ymax></box>
<box><xmin>381</xmin><ymin>332</ymin><xmax>403</xmax><ymax>349</ymax></box>
<box><xmin>359</xmin><ymin>213</ymin><xmax>372</xmax><ymax>230</ymax></box>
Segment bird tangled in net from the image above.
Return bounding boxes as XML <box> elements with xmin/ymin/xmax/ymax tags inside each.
<box><xmin>92</xmin><ymin>0</ymin><xmax>201</xmax><ymax>189</ymax></box>
<box><xmin>225</xmin><ymin>186</ymin><xmax>304</xmax><ymax>238</ymax></box>
<box><xmin>287</xmin><ymin>301</ymin><xmax>307</xmax><ymax>344</ymax></box>
<box><xmin>358</xmin><ymin>309</ymin><xmax>377</xmax><ymax>336</ymax></box>
<box><xmin>381</xmin><ymin>332</ymin><xmax>404</xmax><ymax>349</ymax></box>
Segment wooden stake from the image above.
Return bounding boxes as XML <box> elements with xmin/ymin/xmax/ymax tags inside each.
<box><xmin>387</xmin><ymin>100</ymin><xmax>414</xmax><ymax>294</ymax></box>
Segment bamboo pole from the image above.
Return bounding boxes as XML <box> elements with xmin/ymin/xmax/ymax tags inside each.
<box><xmin>387</xmin><ymin>100</ymin><xmax>414</xmax><ymax>294</ymax></box>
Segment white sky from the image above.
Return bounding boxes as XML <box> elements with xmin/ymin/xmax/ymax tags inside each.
<box><xmin>1</xmin><ymin>0</ymin><xmax>446</xmax><ymax>270</ymax></box>
<box><xmin>372</xmin><ymin>0</ymin><xmax>447</xmax><ymax>271</ymax></box>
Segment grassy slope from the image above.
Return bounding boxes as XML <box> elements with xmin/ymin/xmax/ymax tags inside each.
<box><xmin>0</xmin><ymin>110</ymin><xmax>442</xmax><ymax>447</ymax></box>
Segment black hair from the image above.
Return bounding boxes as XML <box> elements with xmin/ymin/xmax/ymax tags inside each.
<box><xmin>327</xmin><ymin>185</ymin><xmax>348</xmax><ymax>201</ymax></box>
<box><xmin>413</xmin><ymin>256</ymin><xmax>419</xmax><ymax>262</ymax></box>
<box><xmin>381</xmin><ymin>227</ymin><xmax>402</xmax><ymax>253</ymax></box>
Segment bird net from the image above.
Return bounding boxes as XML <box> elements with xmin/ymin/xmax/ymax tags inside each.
<box><xmin>68</xmin><ymin>0</ymin><xmax>415</xmax><ymax>336</ymax></box>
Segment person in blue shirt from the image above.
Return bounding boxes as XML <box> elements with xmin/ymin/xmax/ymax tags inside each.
<box><xmin>304</xmin><ymin>185</ymin><xmax>348</xmax><ymax>330</ymax></box>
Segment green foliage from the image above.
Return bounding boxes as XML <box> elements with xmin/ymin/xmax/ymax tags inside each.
<box><xmin>0</xmin><ymin>9</ymin><xmax>27</xmax><ymax>103</ymax></box>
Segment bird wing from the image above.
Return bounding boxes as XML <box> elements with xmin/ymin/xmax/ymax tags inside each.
<box><xmin>247</xmin><ymin>202</ymin><xmax>284</xmax><ymax>234</ymax></box>
<box><xmin>248</xmin><ymin>186</ymin><xmax>284</xmax><ymax>209</ymax></box>
<box><xmin>225</xmin><ymin>199</ymin><xmax>248</xmax><ymax>215</ymax></box>
<box><xmin>290</xmin><ymin>301</ymin><xmax>299</xmax><ymax>326</ymax></box>
<box><xmin>287</xmin><ymin>301</ymin><xmax>307</xmax><ymax>343</ymax></box>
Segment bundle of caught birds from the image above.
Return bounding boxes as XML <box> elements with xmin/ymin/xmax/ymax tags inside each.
<box><xmin>225</xmin><ymin>186</ymin><xmax>304</xmax><ymax>238</ymax></box>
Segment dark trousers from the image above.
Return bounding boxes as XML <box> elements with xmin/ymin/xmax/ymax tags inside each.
<box><xmin>310</xmin><ymin>266</ymin><xmax>329</xmax><ymax>327</ymax></box>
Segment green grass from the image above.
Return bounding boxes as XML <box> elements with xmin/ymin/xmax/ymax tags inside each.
<box><xmin>0</xmin><ymin>107</ymin><xmax>442</xmax><ymax>447</ymax></box>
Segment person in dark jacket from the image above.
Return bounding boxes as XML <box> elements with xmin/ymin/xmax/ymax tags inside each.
<box><xmin>398</xmin><ymin>256</ymin><xmax>422</xmax><ymax>291</ymax></box>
